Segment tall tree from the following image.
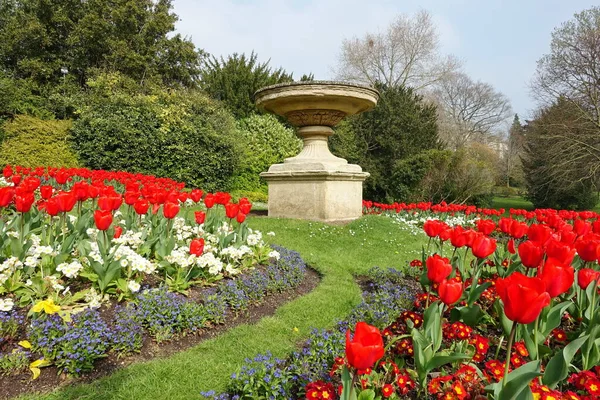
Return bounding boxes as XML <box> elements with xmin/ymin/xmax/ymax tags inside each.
<box><xmin>334</xmin><ymin>10</ymin><xmax>460</xmax><ymax>90</ymax></box>
<box><xmin>0</xmin><ymin>0</ymin><xmax>203</xmax><ymax>88</ymax></box>
<box><xmin>523</xmin><ymin>98</ymin><xmax>598</xmax><ymax>210</ymax></box>
<box><xmin>431</xmin><ymin>72</ymin><xmax>512</xmax><ymax>149</ymax></box>
<box><xmin>200</xmin><ymin>52</ymin><xmax>297</xmax><ymax>119</ymax></box>
<box><xmin>531</xmin><ymin>6</ymin><xmax>600</xmax><ymax>132</ymax></box>
<box><xmin>330</xmin><ymin>83</ymin><xmax>440</xmax><ymax>201</ymax></box>
<box><xmin>503</xmin><ymin>114</ymin><xmax>525</xmax><ymax>187</ymax></box>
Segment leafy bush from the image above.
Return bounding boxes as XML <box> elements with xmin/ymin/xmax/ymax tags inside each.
<box><xmin>330</xmin><ymin>83</ymin><xmax>440</xmax><ymax>202</ymax></box>
<box><xmin>389</xmin><ymin>145</ymin><xmax>497</xmax><ymax>207</ymax></box>
<box><xmin>231</xmin><ymin>114</ymin><xmax>301</xmax><ymax>195</ymax></box>
<box><xmin>0</xmin><ymin>115</ymin><xmax>80</xmax><ymax>168</ymax></box>
<box><xmin>70</xmin><ymin>73</ymin><xmax>240</xmax><ymax>191</ymax></box>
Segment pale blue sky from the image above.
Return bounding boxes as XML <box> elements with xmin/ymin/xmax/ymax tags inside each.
<box><xmin>174</xmin><ymin>0</ymin><xmax>597</xmax><ymax>120</ymax></box>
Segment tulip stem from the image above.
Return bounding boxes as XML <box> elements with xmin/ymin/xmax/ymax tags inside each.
<box><xmin>591</xmin><ymin>280</ymin><xmax>599</xmax><ymax>325</ymax></box>
<box><xmin>494</xmin><ymin>335</ymin><xmax>504</xmax><ymax>359</ymax></box>
<box><xmin>503</xmin><ymin>322</ymin><xmax>518</xmax><ymax>388</ymax></box>
<box><xmin>533</xmin><ymin>315</ymin><xmax>539</xmax><ymax>362</ymax></box>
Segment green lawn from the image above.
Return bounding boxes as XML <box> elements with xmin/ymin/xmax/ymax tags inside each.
<box><xmin>23</xmin><ymin>215</ymin><xmax>426</xmax><ymax>400</ymax></box>
<box><xmin>491</xmin><ymin>196</ymin><xmax>600</xmax><ymax>213</ymax></box>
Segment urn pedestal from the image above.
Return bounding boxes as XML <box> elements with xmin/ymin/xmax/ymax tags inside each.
<box><xmin>255</xmin><ymin>81</ymin><xmax>379</xmax><ymax>223</ymax></box>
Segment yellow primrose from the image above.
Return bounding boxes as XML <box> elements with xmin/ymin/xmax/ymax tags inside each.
<box><xmin>31</xmin><ymin>298</ymin><xmax>61</xmax><ymax>315</ymax></box>
<box><xmin>29</xmin><ymin>358</ymin><xmax>51</xmax><ymax>380</ymax></box>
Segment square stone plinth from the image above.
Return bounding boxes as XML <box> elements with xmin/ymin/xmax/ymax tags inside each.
<box><xmin>263</xmin><ymin>171</ymin><xmax>368</xmax><ymax>222</ymax></box>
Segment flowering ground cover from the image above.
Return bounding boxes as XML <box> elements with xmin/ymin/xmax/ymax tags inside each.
<box><xmin>210</xmin><ymin>202</ymin><xmax>600</xmax><ymax>399</ymax></box>
<box><xmin>8</xmin><ymin>214</ymin><xmax>426</xmax><ymax>400</ymax></box>
<box><xmin>0</xmin><ymin>165</ymin><xmax>326</xmax><ymax>398</ymax></box>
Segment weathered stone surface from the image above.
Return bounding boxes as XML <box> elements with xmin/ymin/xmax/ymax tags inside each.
<box><xmin>255</xmin><ymin>81</ymin><xmax>378</xmax><ymax>223</ymax></box>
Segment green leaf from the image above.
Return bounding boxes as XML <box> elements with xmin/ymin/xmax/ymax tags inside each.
<box><xmin>494</xmin><ymin>299</ymin><xmax>513</xmax><ymax>337</ymax></box>
<box><xmin>467</xmin><ymin>282</ymin><xmax>492</xmax><ymax>306</ymax></box>
<box><xmin>357</xmin><ymin>390</ymin><xmax>375</xmax><ymax>400</ymax></box>
<box><xmin>541</xmin><ymin>301</ymin><xmax>571</xmax><ymax>337</ymax></box>
<box><xmin>486</xmin><ymin>360</ymin><xmax>541</xmax><ymax>400</ymax></box>
<box><xmin>426</xmin><ymin>353</ymin><xmax>471</xmax><ymax>372</ymax></box>
<box><xmin>542</xmin><ymin>334</ymin><xmax>589</xmax><ymax>388</ymax></box>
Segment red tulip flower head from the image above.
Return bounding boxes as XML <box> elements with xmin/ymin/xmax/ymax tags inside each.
<box><xmin>236</xmin><ymin>212</ymin><xmax>246</xmax><ymax>224</ymax></box>
<box><xmin>194</xmin><ymin>211</ymin><xmax>206</xmax><ymax>224</ymax></box>
<box><xmin>225</xmin><ymin>203</ymin><xmax>239</xmax><ymax>219</ymax></box>
<box><xmin>538</xmin><ymin>258</ymin><xmax>574</xmax><ymax>298</ymax></box>
<box><xmin>476</xmin><ymin>219</ymin><xmax>496</xmax><ymax>236</ymax></box>
<box><xmin>426</xmin><ymin>254</ymin><xmax>452</xmax><ymax>284</ymax></box>
<box><xmin>0</xmin><ymin>187</ymin><xmax>15</xmax><ymax>207</ymax></box>
<box><xmin>190</xmin><ymin>238</ymin><xmax>205</xmax><ymax>256</ymax></box>
<box><xmin>134</xmin><ymin>199</ymin><xmax>150</xmax><ymax>215</ymax></box>
<box><xmin>345</xmin><ymin>322</ymin><xmax>385</xmax><ymax>370</ymax></box>
<box><xmin>471</xmin><ymin>234</ymin><xmax>497</xmax><ymax>259</ymax></box>
<box><xmin>113</xmin><ymin>226</ymin><xmax>123</xmax><ymax>239</ymax></box>
<box><xmin>163</xmin><ymin>202</ymin><xmax>180</xmax><ymax>219</ymax></box>
<box><xmin>55</xmin><ymin>191</ymin><xmax>77</xmax><ymax>213</ymax></box>
<box><xmin>204</xmin><ymin>193</ymin><xmax>215</xmax><ymax>209</ymax></box>
<box><xmin>14</xmin><ymin>193</ymin><xmax>35</xmax><ymax>213</ymax></box>
<box><xmin>239</xmin><ymin>198</ymin><xmax>252</xmax><ymax>215</ymax></box>
<box><xmin>94</xmin><ymin>209</ymin><xmax>113</xmax><ymax>231</ymax></box>
<box><xmin>546</xmin><ymin>239</ymin><xmax>576</xmax><ymax>265</ymax></box>
<box><xmin>575</xmin><ymin>237</ymin><xmax>600</xmax><ymax>262</ymax></box>
<box><xmin>438</xmin><ymin>279</ymin><xmax>463</xmax><ymax>306</ymax></box>
<box><xmin>40</xmin><ymin>185</ymin><xmax>53</xmax><ymax>200</ymax></box>
<box><xmin>423</xmin><ymin>220</ymin><xmax>446</xmax><ymax>238</ymax></box>
<box><xmin>450</xmin><ymin>226</ymin><xmax>469</xmax><ymax>248</ymax></box>
<box><xmin>578</xmin><ymin>268</ymin><xmax>600</xmax><ymax>290</ymax></box>
<box><xmin>518</xmin><ymin>240</ymin><xmax>545</xmax><ymax>269</ymax></box>
<box><xmin>190</xmin><ymin>189</ymin><xmax>203</xmax><ymax>203</ymax></box>
<box><xmin>495</xmin><ymin>272</ymin><xmax>550</xmax><ymax>324</ymax></box>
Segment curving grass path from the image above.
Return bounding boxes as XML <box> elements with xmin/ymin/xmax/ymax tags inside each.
<box><xmin>21</xmin><ymin>215</ymin><xmax>426</xmax><ymax>400</ymax></box>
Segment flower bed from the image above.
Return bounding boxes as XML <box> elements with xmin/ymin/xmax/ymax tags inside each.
<box><xmin>213</xmin><ymin>202</ymin><xmax>600</xmax><ymax>399</ymax></box>
<box><xmin>0</xmin><ymin>165</ymin><xmax>319</xmax><ymax>389</ymax></box>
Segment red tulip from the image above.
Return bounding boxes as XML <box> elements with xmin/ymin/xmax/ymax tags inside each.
<box><xmin>194</xmin><ymin>211</ymin><xmax>206</xmax><ymax>224</ymax></box>
<box><xmin>190</xmin><ymin>238</ymin><xmax>205</xmax><ymax>256</ymax></box>
<box><xmin>204</xmin><ymin>193</ymin><xmax>215</xmax><ymax>209</ymax></box>
<box><xmin>191</xmin><ymin>189</ymin><xmax>204</xmax><ymax>203</ymax></box>
<box><xmin>0</xmin><ymin>187</ymin><xmax>15</xmax><ymax>207</ymax></box>
<box><xmin>98</xmin><ymin>194</ymin><xmax>123</xmax><ymax>211</ymax></box>
<box><xmin>134</xmin><ymin>199</ymin><xmax>149</xmax><ymax>215</ymax></box>
<box><xmin>225</xmin><ymin>203</ymin><xmax>239</xmax><ymax>219</ymax></box>
<box><xmin>423</xmin><ymin>220</ymin><xmax>446</xmax><ymax>238</ymax></box>
<box><xmin>450</xmin><ymin>226</ymin><xmax>469</xmax><ymax>248</ymax></box>
<box><xmin>575</xmin><ymin>238</ymin><xmax>600</xmax><ymax>262</ymax></box>
<box><xmin>11</xmin><ymin>174</ymin><xmax>21</xmax><ymax>186</ymax></box>
<box><xmin>345</xmin><ymin>322</ymin><xmax>384</xmax><ymax>370</ymax></box>
<box><xmin>538</xmin><ymin>258</ymin><xmax>574</xmax><ymax>298</ymax></box>
<box><xmin>124</xmin><ymin>191</ymin><xmax>140</xmax><ymax>206</ymax></box>
<box><xmin>498</xmin><ymin>218</ymin><xmax>513</xmax><ymax>235</ymax></box>
<box><xmin>527</xmin><ymin>224</ymin><xmax>553</xmax><ymax>247</ymax></box>
<box><xmin>215</xmin><ymin>192</ymin><xmax>231</xmax><ymax>205</ymax></box>
<box><xmin>3</xmin><ymin>165</ymin><xmax>12</xmax><ymax>179</ymax></box>
<box><xmin>426</xmin><ymin>254</ymin><xmax>452</xmax><ymax>284</ymax></box>
<box><xmin>518</xmin><ymin>240</ymin><xmax>545</xmax><ymax>269</ymax></box>
<box><xmin>43</xmin><ymin>198</ymin><xmax>60</xmax><ymax>216</ymax></box>
<box><xmin>476</xmin><ymin>219</ymin><xmax>496</xmax><ymax>235</ymax></box>
<box><xmin>592</xmin><ymin>219</ymin><xmax>600</xmax><ymax>234</ymax></box>
<box><xmin>510</xmin><ymin>221</ymin><xmax>529</xmax><ymax>239</ymax></box>
<box><xmin>163</xmin><ymin>202</ymin><xmax>180</xmax><ymax>219</ymax></box>
<box><xmin>55</xmin><ymin>191</ymin><xmax>77</xmax><ymax>213</ymax></box>
<box><xmin>94</xmin><ymin>209</ymin><xmax>113</xmax><ymax>231</ymax></box>
<box><xmin>578</xmin><ymin>268</ymin><xmax>600</xmax><ymax>290</ymax></box>
<box><xmin>495</xmin><ymin>272</ymin><xmax>550</xmax><ymax>324</ymax></box>
<box><xmin>239</xmin><ymin>199</ymin><xmax>252</xmax><ymax>215</ymax></box>
<box><xmin>40</xmin><ymin>185</ymin><xmax>53</xmax><ymax>200</ymax></box>
<box><xmin>236</xmin><ymin>212</ymin><xmax>246</xmax><ymax>224</ymax></box>
<box><xmin>574</xmin><ymin>219</ymin><xmax>592</xmax><ymax>237</ymax></box>
<box><xmin>14</xmin><ymin>193</ymin><xmax>35</xmax><ymax>213</ymax></box>
<box><xmin>471</xmin><ymin>234</ymin><xmax>497</xmax><ymax>259</ymax></box>
<box><xmin>507</xmin><ymin>239</ymin><xmax>516</xmax><ymax>254</ymax></box>
<box><xmin>545</xmin><ymin>239</ymin><xmax>576</xmax><ymax>265</ymax></box>
<box><xmin>438</xmin><ymin>279</ymin><xmax>463</xmax><ymax>306</ymax></box>
<box><xmin>114</xmin><ymin>226</ymin><xmax>123</xmax><ymax>239</ymax></box>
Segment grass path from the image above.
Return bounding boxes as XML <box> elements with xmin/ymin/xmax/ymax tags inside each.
<box><xmin>23</xmin><ymin>215</ymin><xmax>426</xmax><ymax>400</ymax></box>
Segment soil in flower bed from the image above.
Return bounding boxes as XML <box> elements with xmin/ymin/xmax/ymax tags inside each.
<box><xmin>0</xmin><ymin>266</ymin><xmax>321</xmax><ymax>400</ymax></box>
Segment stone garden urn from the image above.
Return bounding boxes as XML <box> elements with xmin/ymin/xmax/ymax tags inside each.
<box><xmin>255</xmin><ymin>81</ymin><xmax>379</xmax><ymax>222</ymax></box>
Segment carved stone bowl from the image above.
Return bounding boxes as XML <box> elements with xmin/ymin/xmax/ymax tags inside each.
<box><xmin>254</xmin><ymin>81</ymin><xmax>379</xmax><ymax>127</ymax></box>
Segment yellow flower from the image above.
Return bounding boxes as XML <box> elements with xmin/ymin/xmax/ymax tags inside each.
<box><xmin>31</xmin><ymin>298</ymin><xmax>61</xmax><ymax>315</ymax></box>
<box><xmin>18</xmin><ymin>340</ymin><xmax>32</xmax><ymax>349</ymax></box>
<box><xmin>29</xmin><ymin>358</ymin><xmax>51</xmax><ymax>380</ymax></box>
